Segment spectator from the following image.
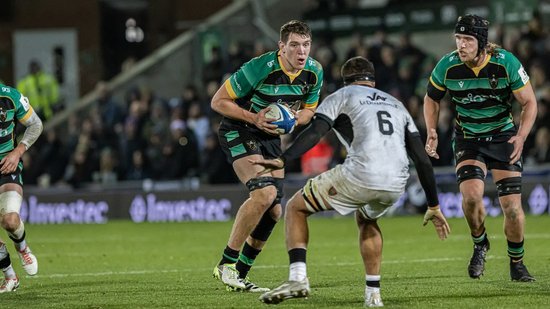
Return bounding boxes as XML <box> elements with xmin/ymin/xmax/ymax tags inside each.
<box><xmin>201</xmin><ymin>133</ymin><xmax>238</xmax><ymax>184</ymax></box>
<box><xmin>16</xmin><ymin>60</ymin><xmax>61</xmax><ymax>121</ymax></box>
<box><xmin>203</xmin><ymin>46</ymin><xmax>225</xmax><ymax>84</ymax></box>
<box><xmin>526</xmin><ymin>127</ymin><xmax>550</xmax><ymax>164</ymax></box>
<box><xmin>34</xmin><ymin>130</ymin><xmax>68</xmax><ymax>184</ymax></box>
<box><xmin>92</xmin><ymin>147</ymin><xmax>121</xmax><ymax>184</ymax></box>
<box><xmin>118</xmin><ymin>115</ymin><xmax>147</xmax><ymax>178</ymax></box>
<box><xmin>95</xmin><ymin>81</ymin><xmax>125</xmax><ymax>136</ymax></box>
<box><xmin>126</xmin><ymin>149</ymin><xmax>152</xmax><ymax>181</ymax></box>
<box><xmin>186</xmin><ymin>102</ymin><xmax>210</xmax><ymax>153</ymax></box>
<box><xmin>396</xmin><ymin>32</ymin><xmax>426</xmax><ymax>82</ymax></box>
<box><xmin>157</xmin><ymin>119</ymin><xmax>199</xmax><ymax>179</ymax></box>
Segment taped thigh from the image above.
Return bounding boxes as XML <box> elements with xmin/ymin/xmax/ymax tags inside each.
<box><xmin>456</xmin><ymin>165</ymin><xmax>485</xmax><ymax>185</ymax></box>
<box><xmin>495</xmin><ymin>177</ymin><xmax>522</xmax><ymax>196</ymax></box>
<box><xmin>245</xmin><ymin>176</ymin><xmax>276</xmax><ymax>192</ymax></box>
<box><xmin>0</xmin><ymin>191</ymin><xmax>23</xmax><ymax>216</ymax></box>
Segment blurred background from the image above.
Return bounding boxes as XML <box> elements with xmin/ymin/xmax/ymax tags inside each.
<box><xmin>2</xmin><ymin>0</ymin><xmax>550</xmax><ymax>222</ymax></box>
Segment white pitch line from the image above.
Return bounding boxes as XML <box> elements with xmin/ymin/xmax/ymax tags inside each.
<box><xmin>36</xmin><ymin>255</ymin><xmax>506</xmax><ymax>279</ymax></box>
<box><xmin>41</xmin><ymin>269</ymin><xmax>180</xmax><ymax>278</ymax></box>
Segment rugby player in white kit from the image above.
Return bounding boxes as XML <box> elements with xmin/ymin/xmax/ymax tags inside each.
<box><xmin>251</xmin><ymin>56</ymin><xmax>450</xmax><ymax>307</ymax></box>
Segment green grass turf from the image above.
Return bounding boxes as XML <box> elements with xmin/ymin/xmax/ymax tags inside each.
<box><xmin>1</xmin><ymin>215</ymin><xmax>549</xmax><ymax>308</ymax></box>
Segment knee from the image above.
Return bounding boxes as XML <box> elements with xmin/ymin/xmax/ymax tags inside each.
<box><xmin>462</xmin><ymin>194</ymin><xmax>480</xmax><ymax>210</ymax></box>
<box><xmin>252</xmin><ymin>186</ymin><xmax>277</xmax><ymax>208</ymax></box>
<box><xmin>284</xmin><ymin>194</ymin><xmax>310</xmax><ymax>221</ymax></box>
<box><xmin>501</xmin><ymin>199</ymin><xmax>524</xmax><ymax>221</ymax></box>
<box><xmin>246</xmin><ymin>177</ymin><xmax>278</xmax><ymax>208</ymax></box>
<box><xmin>1</xmin><ymin>214</ymin><xmax>21</xmax><ymax>231</ymax></box>
<box><xmin>461</xmin><ymin>186</ymin><xmax>484</xmax><ymax>210</ymax></box>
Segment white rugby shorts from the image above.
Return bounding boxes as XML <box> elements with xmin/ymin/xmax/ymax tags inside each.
<box><xmin>301</xmin><ymin>164</ymin><xmax>403</xmax><ymax>219</ymax></box>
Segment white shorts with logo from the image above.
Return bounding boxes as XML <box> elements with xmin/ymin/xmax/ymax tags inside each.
<box><xmin>301</xmin><ymin>164</ymin><xmax>403</xmax><ymax>219</ymax></box>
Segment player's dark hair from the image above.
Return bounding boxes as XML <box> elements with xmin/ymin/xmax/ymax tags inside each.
<box><xmin>280</xmin><ymin>20</ymin><xmax>311</xmax><ymax>43</ymax></box>
<box><xmin>341</xmin><ymin>56</ymin><xmax>375</xmax><ymax>85</ymax></box>
<box><xmin>455</xmin><ymin>14</ymin><xmax>489</xmax><ymax>56</ymax></box>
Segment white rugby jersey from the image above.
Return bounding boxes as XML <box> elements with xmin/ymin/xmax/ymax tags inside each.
<box><xmin>315</xmin><ymin>84</ymin><xmax>417</xmax><ymax>191</ymax></box>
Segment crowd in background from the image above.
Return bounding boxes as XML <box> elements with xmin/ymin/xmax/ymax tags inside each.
<box><xmin>20</xmin><ymin>14</ymin><xmax>550</xmax><ymax>188</ymax></box>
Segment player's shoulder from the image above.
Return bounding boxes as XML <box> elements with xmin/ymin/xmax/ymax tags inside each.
<box><xmin>436</xmin><ymin>50</ymin><xmax>462</xmax><ymax>67</ymax></box>
<box><xmin>244</xmin><ymin>50</ymin><xmax>278</xmax><ymax>68</ymax></box>
<box><xmin>0</xmin><ymin>84</ymin><xmax>22</xmax><ymax>100</ymax></box>
<box><xmin>490</xmin><ymin>48</ymin><xmax>518</xmax><ymax>62</ymax></box>
<box><xmin>304</xmin><ymin>56</ymin><xmax>323</xmax><ymax>73</ymax></box>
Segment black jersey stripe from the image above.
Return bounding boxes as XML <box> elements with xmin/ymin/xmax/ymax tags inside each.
<box><xmin>0</xmin><ymin>97</ymin><xmax>16</xmax><ymax>109</ymax></box>
<box><xmin>446</xmin><ymin>62</ymin><xmax>509</xmax><ymax>80</ymax></box>
<box><xmin>263</xmin><ymin>69</ymin><xmax>319</xmax><ymax>85</ymax></box>
<box><xmin>0</xmin><ymin>138</ymin><xmax>14</xmax><ymax>150</ymax></box>
<box><xmin>0</xmin><ymin>121</ymin><xmax>13</xmax><ymax>130</ymax></box>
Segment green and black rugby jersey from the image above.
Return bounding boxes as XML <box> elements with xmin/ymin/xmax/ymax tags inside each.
<box><xmin>0</xmin><ymin>84</ymin><xmax>35</xmax><ymax>156</ymax></box>
<box><xmin>224</xmin><ymin>50</ymin><xmax>323</xmax><ymax>114</ymax></box>
<box><xmin>427</xmin><ymin>48</ymin><xmax>530</xmax><ymax>139</ymax></box>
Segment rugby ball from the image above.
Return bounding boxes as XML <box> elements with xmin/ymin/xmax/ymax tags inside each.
<box><xmin>265</xmin><ymin>103</ymin><xmax>296</xmax><ymax>135</ymax></box>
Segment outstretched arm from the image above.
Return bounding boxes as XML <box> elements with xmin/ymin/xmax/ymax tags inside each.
<box><xmin>405</xmin><ymin>128</ymin><xmax>450</xmax><ymax>240</ymax></box>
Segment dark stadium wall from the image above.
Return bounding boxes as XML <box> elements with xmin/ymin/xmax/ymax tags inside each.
<box><xmin>0</xmin><ymin>0</ymin><xmax>101</xmax><ymax>94</ymax></box>
<box><xmin>0</xmin><ymin>0</ymin><xmax>231</xmax><ymax>95</ymax></box>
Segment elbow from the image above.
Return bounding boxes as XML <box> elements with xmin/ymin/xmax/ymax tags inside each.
<box><xmin>37</xmin><ymin>120</ymin><xmax>44</xmax><ymax>135</ymax></box>
<box><xmin>211</xmin><ymin>99</ymin><xmax>221</xmax><ymax>113</ymax></box>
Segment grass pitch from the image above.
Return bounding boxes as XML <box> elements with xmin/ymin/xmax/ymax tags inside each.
<box><xmin>1</xmin><ymin>215</ymin><xmax>549</xmax><ymax>308</ymax></box>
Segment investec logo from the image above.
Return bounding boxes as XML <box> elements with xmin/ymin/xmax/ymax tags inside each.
<box><xmin>129</xmin><ymin>194</ymin><xmax>231</xmax><ymax>222</ymax></box>
<box><xmin>20</xmin><ymin>196</ymin><xmax>109</xmax><ymax>224</ymax></box>
<box><xmin>232</xmin><ymin>74</ymin><xmax>242</xmax><ymax>91</ymax></box>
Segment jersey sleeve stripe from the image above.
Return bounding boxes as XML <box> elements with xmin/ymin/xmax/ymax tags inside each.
<box><xmin>19</xmin><ymin>107</ymin><xmax>34</xmax><ymax>122</ymax></box>
<box><xmin>511</xmin><ymin>80</ymin><xmax>529</xmax><ymax>93</ymax></box>
<box><xmin>429</xmin><ymin>76</ymin><xmax>446</xmax><ymax>91</ymax></box>
<box><xmin>224</xmin><ymin>79</ymin><xmax>238</xmax><ymax>99</ymax></box>
<box><xmin>304</xmin><ymin>101</ymin><xmax>318</xmax><ymax>109</ymax></box>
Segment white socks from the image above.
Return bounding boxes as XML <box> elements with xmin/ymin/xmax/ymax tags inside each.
<box><xmin>0</xmin><ymin>244</ymin><xmax>16</xmax><ymax>279</ymax></box>
<box><xmin>289</xmin><ymin>262</ymin><xmax>307</xmax><ymax>281</ymax></box>
<box><xmin>2</xmin><ymin>265</ymin><xmax>16</xmax><ymax>279</ymax></box>
<box><xmin>366</xmin><ymin>274</ymin><xmax>381</xmax><ymax>294</ymax></box>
